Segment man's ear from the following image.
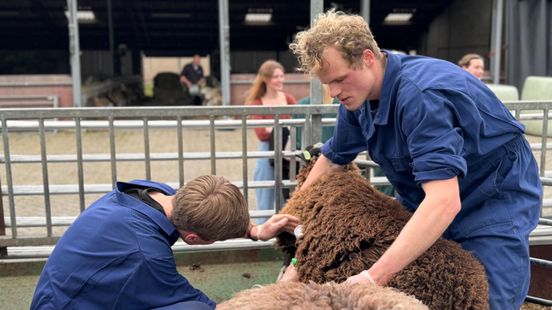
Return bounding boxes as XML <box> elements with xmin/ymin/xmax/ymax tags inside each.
<box><xmin>362</xmin><ymin>49</ymin><xmax>376</xmax><ymax>66</ymax></box>
<box><xmin>183</xmin><ymin>232</ymin><xmax>200</xmax><ymax>244</ymax></box>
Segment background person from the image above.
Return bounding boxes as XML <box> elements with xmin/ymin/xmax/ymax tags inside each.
<box><xmin>31</xmin><ymin>175</ymin><xmax>298</xmax><ymax>309</ymax></box>
<box><xmin>458</xmin><ymin>53</ymin><xmax>485</xmax><ymax>80</ymax></box>
<box><xmin>246</xmin><ymin>60</ymin><xmax>297</xmax><ymax>223</ymax></box>
<box><xmin>180</xmin><ymin>54</ymin><xmax>205</xmax><ymax>105</ymax></box>
<box><xmin>290</xmin><ymin>10</ymin><xmax>541</xmax><ymax>310</ymax></box>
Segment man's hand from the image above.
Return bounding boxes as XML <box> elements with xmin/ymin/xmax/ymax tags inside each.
<box><xmin>344</xmin><ymin>270</ymin><xmax>377</xmax><ymax>286</ymax></box>
<box><xmin>299</xmin><ymin>154</ymin><xmax>343</xmax><ymax>191</ymax></box>
<box><xmin>278</xmin><ymin>264</ymin><xmax>299</xmax><ymax>282</ymax></box>
<box><xmin>179</xmin><ymin>76</ymin><xmax>192</xmax><ymax>88</ymax></box>
<box><xmin>250</xmin><ymin>214</ymin><xmax>299</xmax><ymax>241</ymax></box>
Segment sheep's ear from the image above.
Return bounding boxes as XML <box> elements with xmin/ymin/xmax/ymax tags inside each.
<box><xmin>297</xmin><ymin>149</ymin><xmax>312</xmax><ymax>163</ymax></box>
<box><xmin>297</xmin><ymin>143</ymin><xmax>324</xmax><ymax>163</ymax></box>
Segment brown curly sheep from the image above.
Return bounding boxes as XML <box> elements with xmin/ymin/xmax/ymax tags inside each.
<box><xmin>277</xmin><ymin>154</ymin><xmax>489</xmax><ymax>310</ymax></box>
<box><xmin>218</xmin><ymin>281</ymin><xmax>428</xmax><ymax>310</ymax></box>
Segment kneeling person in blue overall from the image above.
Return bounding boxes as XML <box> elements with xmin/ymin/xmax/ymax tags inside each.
<box><xmin>31</xmin><ymin>175</ymin><xmax>299</xmax><ymax>309</ymax></box>
<box><xmin>290</xmin><ymin>10</ymin><xmax>542</xmax><ymax>309</ymax></box>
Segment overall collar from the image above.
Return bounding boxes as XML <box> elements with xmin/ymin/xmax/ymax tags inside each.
<box><xmin>115</xmin><ymin>182</ymin><xmax>180</xmax><ymax>244</ymax></box>
<box><xmin>371</xmin><ymin>50</ymin><xmax>401</xmax><ymax>127</ymax></box>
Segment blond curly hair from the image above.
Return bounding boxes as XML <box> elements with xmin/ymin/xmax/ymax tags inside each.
<box><xmin>290</xmin><ymin>10</ymin><xmax>382</xmax><ymax>74</ymax></box>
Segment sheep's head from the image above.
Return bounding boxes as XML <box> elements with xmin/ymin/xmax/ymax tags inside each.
<box><xmin>282</xmin><ymin>143</ymin><xmax>363</xmax><ymax>219</ymax></box>
<box><xmin>295</xmin><ymin>143</ymin><xmax>362</xmax><ymax>189</ymax></box>
<box><xmin>294</xmin><ymin>143</ymin><xmax>323</xmax><ymax>189</ymax></box>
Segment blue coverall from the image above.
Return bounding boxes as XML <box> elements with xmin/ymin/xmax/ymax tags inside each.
<box><xmin>31</xmin><ymin>180</ymin><xmax>216</xmax><ymax>310</ymax></box>
<box><xmin>321</xmin><ymin>51</ymin><xmax>542</xmax><ymax>309</ymax></box>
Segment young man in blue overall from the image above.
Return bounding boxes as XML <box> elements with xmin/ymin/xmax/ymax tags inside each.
<box><xmin>290</xmin><ymin>10</ymin><xmax>542</xmax><ymax>309</ymax></box>
<box><xmin>31</xmin><ymin>175</ymin><xmax>299</xmax><ymax>309</ymax></box>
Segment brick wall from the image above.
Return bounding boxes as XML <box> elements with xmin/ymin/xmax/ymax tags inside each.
<box><xmin>0</xmin><ymin>75</ymin><xmax>73</xmax><ymax>107</ymax></box>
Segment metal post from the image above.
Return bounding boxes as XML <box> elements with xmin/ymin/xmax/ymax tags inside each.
<box><xmin>0</xmin><ymin>178</ymin><xmax>6</xmax><ymax>256</ymax></box>
<box><xmin>107</xmin><ymin>0</ymin><xmax>117</xmax><ymax>75</ymax></box>
<box><xmin>361</xmin><ymin>0</ymin><xmax>370</xmax><ymax>25</ymax></box>
<box><xmin>218</xmin><ymin>0</ymin><xmax>231</xmax><ymax>106</ymax></box>
<box><xmin>309</xmin><ymin>0</ymin><xmax>324</xmax><ymax>105</ymax></box>
<box><xmin>67</xmin><ymin>0</ymin><xmax>83</xmax><ymax>107</ymax></box>
<box><xmin>305</xmin><ymin>0</ymin><xmax>324</xmax><ymax>147</ymax></box>
<box><xmin>490</xmin><ymin>0</ymin><xmax>503</xmax><ymax>84</ymax></box>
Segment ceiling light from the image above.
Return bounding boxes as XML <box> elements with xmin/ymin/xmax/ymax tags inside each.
<box><xmin>245</xmin><ymin>8</ymin><xmax>273</xmax><ymax>25</ymax></box>
<box><xmin>383</xmin><ymin>13</ymin><xmax>413</xmax><ymax>25</ymax></box>
<box><xmin>245</xmin><ymin>13</ymin><xmax>272</xmax><ymax>24</ymax></box>
<box><xmin>65</xmin><ymin>10</ymin><xmax>96</xmax><ymax>23</ymax></box>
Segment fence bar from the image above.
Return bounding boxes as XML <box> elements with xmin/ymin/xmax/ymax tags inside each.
<box><xmin>108</xmin><ymin>115</ymin><xmax>117</xmax><ymax>187</ymax></box>
<box><xmin>75</xmin><ymin>117</ymin><xmax>85</xmax><ymax>212</ymax></box>
<box><xmin>0</xmin><ymin>180</ymin><xmax>4</xmax><ymax>255</ymax></box>
<box><xmin>209</xmin><ymin>116</ymin><xmax>216</xmax><ymax>175</ymax></box>
<box><xmin>143</xmin><ymin>118</ymin><xmax>151</xmax><ymax>180</ymax></box>
<box><xmin>177</xmin><ymin>115</ymin><xmax>184</xmax><ymax>187</ymax></box>
<box><xmin>289</xmin><ymin>126</ymin><xmax>297</xmax><ymax>180</ymax></box>
<box><xmin>311</xmin><ymin>113</ymin><xmax>322</xmax><ymax>145</ymax></box>
<box><xmin>274</xmin><ymin>115</ymin><xmax>282</xmax><ymax>212</ymax></box>
<box><xmin>39</xmin><ymin>119</ymin><xmax>53</xmax><ymax>237</ymax></box>
<box><xmin>241</xmin><ymin>115</ymin><xmax>249</xmax><ymax>203</ymax></box>
<box><xmin>1</xmin><ymin>115</ymin><xmax>16</xmax><ymax>239</ymax></box>
<box><xmin>540</xmin><ymin>108</ymin><xmax>549</xmax><ymax>177</ymax></box>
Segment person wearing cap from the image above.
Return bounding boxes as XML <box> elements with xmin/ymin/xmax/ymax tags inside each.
<box><xmin>31</xmin><ymin>175</ymin><xmax>299</xmax><ymax>310</ymax></box>
<box><xmin>290</xmin><ymin>10</ymin><xmax>541</xmax><ymax>309</ymax></box>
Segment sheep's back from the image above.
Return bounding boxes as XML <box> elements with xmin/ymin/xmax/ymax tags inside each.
<box><xmin>289</xmin><ymin>171</ymin><xmax>412</xmax><ymax>282</ymax></box>
<box><xmin>218</xmin><ymin>281</ymin><xmax>428</xmax><ymax>310</ymax></box>
<box><xmin>280</xmin><ymin>169</ymin><xmax>489</xmax><ymax>310</ymax></box>
<box><xmin>391</xmin><ymin>238</ymin><xmax>489</xmax><ymax>309</ymax></box>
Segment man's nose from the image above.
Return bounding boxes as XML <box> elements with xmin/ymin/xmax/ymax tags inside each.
<box><xmin>329</xmin><ymin>85</ymin><xmax>340</xmax><ymax>98</ymax></box>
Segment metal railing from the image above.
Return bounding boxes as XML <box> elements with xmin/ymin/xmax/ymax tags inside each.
<box><xmin>0</xmin><ymin>105</ymin><xmax>336</xmax><ymax>249</ymax></box>
<box><xmin>0</xmin><ymin>102</ymin><xmax>550</xmax><ymax>242</ymax></box>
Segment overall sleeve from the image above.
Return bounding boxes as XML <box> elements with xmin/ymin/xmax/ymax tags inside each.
<box><xmin>321</xmin><ymin>104</ymin><xmax>367</xmax><ymax>165</ymax></box>
<box><xmin>398</xmin><ymin>84</ymin><xmax>467</xmax><ymax>184</ymax></box>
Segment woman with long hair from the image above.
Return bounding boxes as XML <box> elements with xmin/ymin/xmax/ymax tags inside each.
<box><xmin>247</xmin><ymin>60</ymin><xmax>296</xmax><ymax>223</ymax></box>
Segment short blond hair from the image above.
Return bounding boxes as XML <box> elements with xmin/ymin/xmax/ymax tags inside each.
<box><xmin>290</xmin><ymin>10</ymin><xmax>382</xmax><ymax>74</ymax></box>
<box><xmin>171</xmin><ymin>175</ymin><xmax>249</xmax><ymax>241</ymax></box>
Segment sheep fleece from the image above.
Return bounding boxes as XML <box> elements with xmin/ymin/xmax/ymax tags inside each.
<box><xmin>278</xmin><ymin>160</ymin><xmax>489</xmax><ymax>310</ymax></box>
<box><xmin>218</xmin><ymin>281</ymin><xmax>428</xmax><ymax>310</ymax></box>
